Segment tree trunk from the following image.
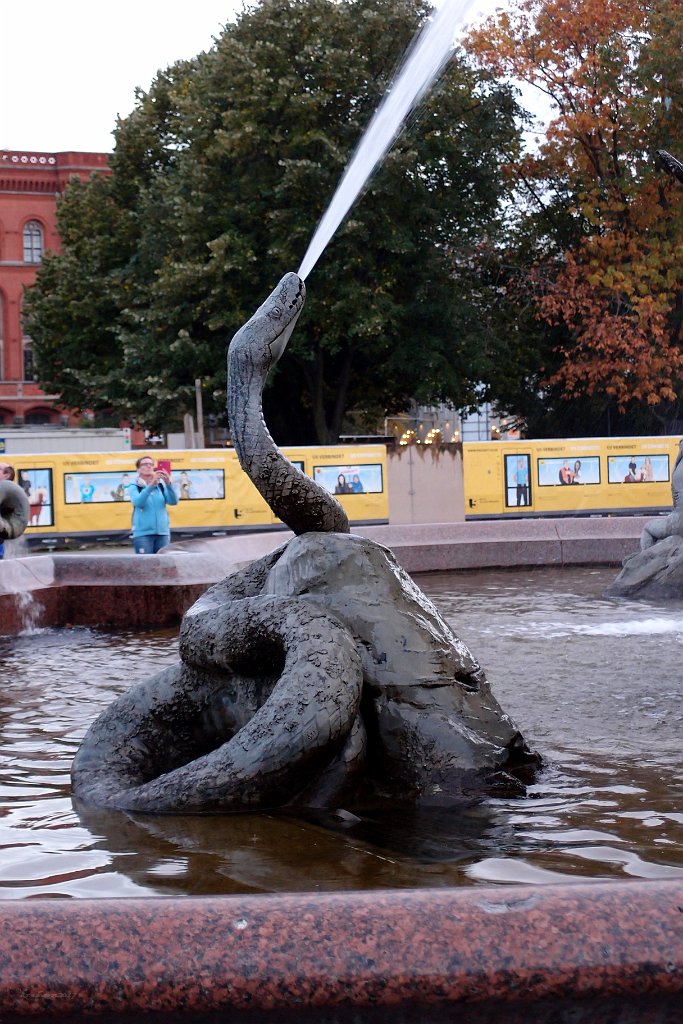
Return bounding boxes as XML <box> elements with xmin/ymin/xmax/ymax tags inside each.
<box><xmin>295</xmin><ymin>343</ymin><xmax>355</xmax><ymax>444</ymax></box>
<box><xmin>298</xmin><ymin>348</ymin><xmax>330</xmax><ymax>444</ymax></box>
<box><xmin>329</xmin><ymin>345</ymin><xmax>355</xmax><ymax>442</ymax></box>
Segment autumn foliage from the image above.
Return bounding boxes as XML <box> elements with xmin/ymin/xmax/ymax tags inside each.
<box><xmin>468</xmin><ymin>0</ymin><xmax>683</xmax><ymax>414</ymax></box>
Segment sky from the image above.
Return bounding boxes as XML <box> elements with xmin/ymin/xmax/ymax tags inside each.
<box><xmin>2</xmin><ymin>2</ymin><xmax>243</xmax><ymax>154</ymax></box>
<box><xmin>2</xmin><ymin>0</ymin><xmax>512</xmax><ymax>156</ymax></box>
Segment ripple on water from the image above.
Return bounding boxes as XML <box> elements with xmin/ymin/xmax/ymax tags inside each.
<box><xmin>0</xmin><ymin>568</ymin><xmax>681</xmax><ymax>897</ymax></box>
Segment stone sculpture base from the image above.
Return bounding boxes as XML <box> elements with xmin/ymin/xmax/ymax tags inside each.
<box><xmin>605</xmin><ymin>535</ymin><xmax>683</xmax><ymax>599</ymax></box>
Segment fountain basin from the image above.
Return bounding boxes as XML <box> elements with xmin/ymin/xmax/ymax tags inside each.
<box><xmin>0</xmin><ymin>531</ymin><xmax>284</xmax><ymax>632</ymax></box>
<box><xmin>0</xmin><ymin>882</ymin><xmax>681</xmax><ymax>1022</ymax></box>
<box><xmin>0</xmin><ymin>517</ymin><xmax>647</xmax><ymax>633</ymax></box>
<box><xmin>1</xmin><ymin>517</ymin><xmax>679</xmax><ymax>1022</ymax></box>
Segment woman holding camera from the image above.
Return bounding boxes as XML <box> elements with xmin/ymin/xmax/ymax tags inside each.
<box><xmin>129</xmin><ymin>455</ymin><xmax>178</xmax><ymax>554</ymax></box>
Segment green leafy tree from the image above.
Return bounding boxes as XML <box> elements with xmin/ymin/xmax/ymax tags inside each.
<box><xmin>25</xmin><ymin>0</ymin><xmax>521</xmax><ymax>442</ymax></box>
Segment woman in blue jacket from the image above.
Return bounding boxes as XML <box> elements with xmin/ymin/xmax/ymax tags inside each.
<box><xmin>129</xmin><ymin>455</ymin><xmax>178</xmax><ymax>554</ymax></box>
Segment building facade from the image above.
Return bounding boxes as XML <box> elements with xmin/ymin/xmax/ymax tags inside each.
<box><xmin>0</xmin><ymin>150</ymin><xmax>109</xmax><ymax>426</ymax></box>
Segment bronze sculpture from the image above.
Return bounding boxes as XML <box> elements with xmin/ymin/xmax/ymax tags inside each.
<box><xmin>607</xmin><ymin>440</ymin><xmax>683</xmax><ymax>599</ymax></box>
<box><xmin>656</xmin><ymin>149</ymin><xmax>683</xmax><ymax>185</ymax></box>
<box><xmin>72</xmin><ymin>275</ymin><xmax>536</xmax><ymax>812</ymax></box>
<box><xmin>0</xmin><ymin>481</ymin><xmax>29</xmax><ymax>547</ymax></box>
<box><xmin>640</xmin><ymin>441</ymin><xmax>683</xmax><ymax>550</ymax></box>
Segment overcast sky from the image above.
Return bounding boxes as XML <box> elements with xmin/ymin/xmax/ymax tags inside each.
<box><xmin>2</xmin><ymin>0</ymin><xmax>512</xmax><ymax>156</ymax></box>
<box><xmin>2</xmin><ymin>1</ymin><xmax>243</xmax><ymax>154</ymax></box>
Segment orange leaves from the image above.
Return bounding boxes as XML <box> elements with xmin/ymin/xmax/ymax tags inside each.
<box><xmin>467</xmin><ymin>0</ymin><xmax>664</xmax><ymax>174</ymax></box>
<box><xmin>466</xmin><ymin>0</ymin><xmax>683</xmax><ymax>415</ymax></box>
<box><xmin>542</xmin><ymin>239</ymin><xmax>683</xmax><ymax>411</ymax></box>
<box><xmin>468</xmin><ymin>0</ymin><xmax>646</xmax><ymax>89</ymax></box>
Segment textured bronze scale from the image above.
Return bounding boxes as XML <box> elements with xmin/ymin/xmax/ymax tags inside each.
<box><xmin>0</xmin><ymin>480</ymin><xmax>29</xmax><ymax>543</ymax></box>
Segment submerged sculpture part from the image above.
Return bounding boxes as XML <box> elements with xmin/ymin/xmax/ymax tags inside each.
<box><xmin>72</xmin><ymin>274</ymin><xmax>536</xmax><ymax>813</ymax></box>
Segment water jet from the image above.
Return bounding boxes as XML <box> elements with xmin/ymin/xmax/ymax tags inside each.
<box><xmin>299</xmin><ymin>0</ymin><xmax>480</xmax><ymax>279</ymax></box>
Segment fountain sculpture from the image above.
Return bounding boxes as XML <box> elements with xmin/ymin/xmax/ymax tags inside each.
<box><xmin>0</xmin><ymin>480</ymin><xmax>29</xmax><ymax>551</ymax></box>
<box><xmin>3</xmin><ymin>10</ymin><xmax>681</xmax><ymax>1023</ymax></box>
<box><xmin>72</xmin><ymin>273</ymin><xmax>537</xmax><ymax>812</ymax></box>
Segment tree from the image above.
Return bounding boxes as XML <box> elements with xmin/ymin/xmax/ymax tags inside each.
<box><xmin>467</xmin><ymin>0</ymin><xmax>683</xmax><ymax>435</ymax></box>
<box><xmin>25</xmin><ymin>0</ymin><xmax>521</xmax><ymax>442</ymax></box>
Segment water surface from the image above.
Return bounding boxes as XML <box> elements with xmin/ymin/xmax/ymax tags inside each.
<box><xmin>0</xmin><ymin>565</ymin><xmax>681</xmax><ymax>898</ymax></box>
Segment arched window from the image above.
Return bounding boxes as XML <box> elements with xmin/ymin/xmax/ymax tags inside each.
<box><xmin>23</xmin><ymin>339</ymin><xmax>36</xmax><ymax>381</ymax></box>
<box><xmin>23</xmin><ymin>220</ymin><xmax>44</xmax><ymax>263</ymax></box>
<box><xmin>25</xmin><ymin>408</ymin><xmax>52</xmax><ymax>426</ymax></box>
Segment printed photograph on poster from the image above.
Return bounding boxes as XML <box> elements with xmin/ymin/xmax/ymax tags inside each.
<box><xmin>607</xmin><ymin>454</ymin><xmax>669</xmax><ymax>484</ymax></box>
<box><xmin>504</xmin><ymin>454</ymin><xmax>531</xmax><ymax>507</ymax></box>
<box><xmin>538</xmin><ymin>456</ymin><xmax>601</xmax><ymax>486</ymax></box>
<box><xmin>64</xmin><ymin>468</ymin><xmax>226</xmax><ymax>503</ymax></box>
<box><xmin>17</xmin><ymin>468</ymin><xmax>54</xmax><ymax>527</ymax></box>
<box><xmin>313</xmin><ymin>464</ymin><xmax>383</xmax><ymax>495</ymax></box>
<box><xmin>170</xmin><ymin>469</ymin><xmax>225</xmax><ymax>500</ymax></box>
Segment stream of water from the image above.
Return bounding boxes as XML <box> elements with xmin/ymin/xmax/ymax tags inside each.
<box><xmin>298</xmin><ymin>0</ymin><xmax>479</xmax><ymax>280</ymax></box>
<box><xmin>0</xmin><ymin>565</ymin><xmax>681</xmax><ymax>898</ymax></box>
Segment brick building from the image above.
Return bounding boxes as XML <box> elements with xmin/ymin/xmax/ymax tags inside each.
<box><xmin>0</xmin><ymin>150</ymin><xmax>110</xmax><ymax>426</ymax></box>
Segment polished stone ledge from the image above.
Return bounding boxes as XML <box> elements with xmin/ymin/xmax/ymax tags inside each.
<box><xmin>0</xmin><ymin>880</ymin><xmax>680</xmax><ymax>1023</ymax></box>
<box><xmin>356</xmin><ymin>517</ymin><xmax>647</xmax><ymax>572</ymax></box>
<box><xmin>170</xmin><ymin>516</ymin><xmax>648</xmax><ymax>573</ymax></box>
<box><xmin>0</xmin><ymin>518</ymin><xmax>646</xmax><ymax>634</ymax></box>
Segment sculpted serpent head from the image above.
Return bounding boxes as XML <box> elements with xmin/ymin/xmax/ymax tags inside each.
<box><xmin>230</xmin><ymin>272</ymin><xmax>305</xmax><ymax>375</ymax></box>
<box><xmin>227</xmin><ymin>271</ymin><xmax>349</xmax><ymax>535</ymax></box>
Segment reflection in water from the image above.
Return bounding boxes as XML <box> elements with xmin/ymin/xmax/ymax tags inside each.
<box><xmin>0</xmin><ymin>565</ymin><xmax>681</xmax><ymax>898</ymax></box>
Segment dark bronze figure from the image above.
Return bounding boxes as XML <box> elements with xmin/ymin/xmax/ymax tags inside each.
<box><xmin>72</xmin><ymin>275</ymin><xmax>536</xmax><ymax>812</ymax></box>
<box><xmin>657</xmin><ymin>149</ymin><xmax>683</xmax><ymax>184</ymax></box>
